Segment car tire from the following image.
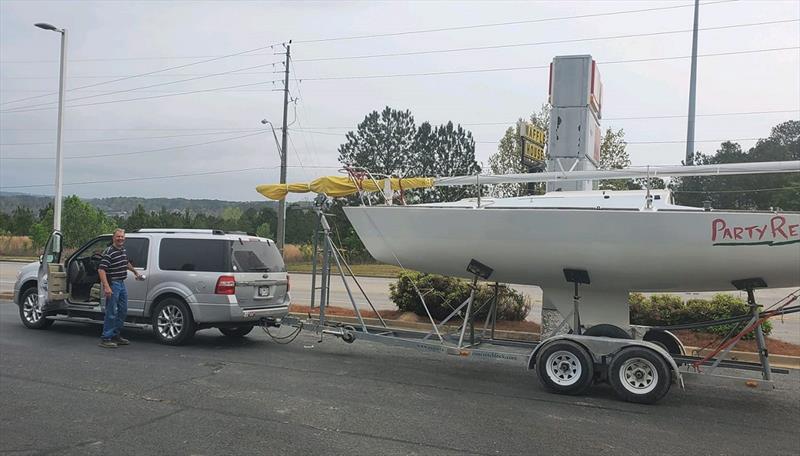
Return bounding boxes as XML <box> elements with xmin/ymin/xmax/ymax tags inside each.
<box><xmin>19</xmin><ymin>287</ymin><xmax>54</xmax><ymax>330</ymax></box>
<box><xmin>152</xmin><ymin>297</ymin><xmax>196</xmax><ymax>345</ymax></box>
<box><xmin>218</xmin><ymin>325</ymin><xmax>254</xmax><ymax>338</ymax></box>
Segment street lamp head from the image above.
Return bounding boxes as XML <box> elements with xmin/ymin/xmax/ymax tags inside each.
<box><xmin>34</xmin><ymin>22</ymin><xmax>59</xmax><ymax>32</ymax></box>
<box><xmin>261</xmin><ymin>119</ymin><xmax>269</xmax><ymax>125</ymax></box>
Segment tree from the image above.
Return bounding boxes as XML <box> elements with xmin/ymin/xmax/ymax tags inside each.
<box><xmin>487</xmin><ymin>104</ymin><xmax>550</xmax><ymax>197</ymax></box>
<box><xmin>596</xmin><ymin>128</ymin><xmax>666</xmax><ymax>191</ymax></box>
<box><xmin>415</xmin><ymin>122</ymin><xmax>480</xmax><ymax>203</ymax></box>
<box><xmin>31</xmin><ymin>196</ymin><xmax>115</xmax><ymax>248</ymax></box>
<box><xmin>9</xmin><ymin>206</ymin><xmax>35</xmax><ymax>235</ymax></box>
<box><xmin>672</xmin><ymin>120</ymin><xmax>799</xmax><ymax>210</ymax></box>
<box><xmin>488</xmin><ymin>127</ymin><xmax>524</xmax><ymax>197</ymax></box>
<box><xmin>255</xmin><ymin>222</ymin><xmax>271</xmax><ymax>239</ymax></box>
<box><xmin>338</xmin><ymin>107</ymin><xmax>418</xmax><ymax>177</ymax></box>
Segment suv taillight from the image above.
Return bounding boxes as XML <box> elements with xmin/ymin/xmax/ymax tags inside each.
<box><xmin>286</xmin><ymin>274</ymin><xmax>290</xmax><ymax>292</ymax></box>
<box><xmin>215</xmin><ymin>275</ymin><xmax>236</xmax><ymax>295</ymax></box>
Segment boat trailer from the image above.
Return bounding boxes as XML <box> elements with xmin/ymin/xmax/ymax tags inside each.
<box><xmin>264</xmin><ymin>206</ymin><xmax>797</xmax><ymax>405</ymax></box>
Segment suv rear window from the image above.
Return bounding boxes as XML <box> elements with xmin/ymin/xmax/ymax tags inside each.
<box><xmin>159</xmin><ymin>238</ymin><xmax>285</xmax><ymax>272</ymax></box>
<box><xmin>231</xmin><ymin>240</ymin><xmax>285</xmax><ymax>272</ymax></box>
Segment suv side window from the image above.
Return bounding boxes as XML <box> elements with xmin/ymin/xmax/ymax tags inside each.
<box><xmin>125</xmin><ymin>238</ymin><xmax>150</xmax><ymax>268</ymax></box>
<box><xmin>159</xmin><ymin>238</ymin><xmax>229</xmax><ymax>272</ymax></box>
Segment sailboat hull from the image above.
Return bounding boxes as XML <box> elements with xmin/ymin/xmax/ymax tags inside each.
<box><xmin>344</xmin><ymin>206</ymin><xmax>800</xmax><ymax>292</ymax></box>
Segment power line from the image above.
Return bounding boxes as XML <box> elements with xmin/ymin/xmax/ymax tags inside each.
<box><xmin>0</xmin><ymin>81</ymin><xmax>284</xmax><ymax>114</ymax></box>
<box><xmin>0</xmin><ymin>43</ymin><xmax>285</xmax><ymax>107</ymax></box>
<box><xmin>0</xmin><ymin>53</ymin><xmax>274</xmax><ymax>64</ymax></box>
<box><xmin>0</xmin><ymin>164</ymin><xmax>342</xmax><ymax>190</ymax></box>
<box><xmin>2</xmin><ymin>71</ymin><xmax>278</xmax><ymax>80</ymax></box>
<box><xmin>290</xmin><ymin>46</ymin><xmax>799</xmax><ymax>82</ymax></box>
<box><xmin>3</xmin><ymin>62</ymin><xmax>283</xmax><ymax>111</ymax></box>
<box><xmin>0</xmin><ymin>129</ymin><xmax>263</xmax><ymax>146</ymax></box>
<box><xmin>2</xmin><ymin>109</ymin><xmax>794</xmax><ymax>134</ymax></box>
<box><xmin>11</xmin><ymin>17</ymin><xmax>785</xmax><ymax>82</ymax></box>
<box><xmin>0</xmin><ymin>131</ymin><xmax>268</xmax><ymax>160</ymax></box>
<box><xmin>293</xmin><ymin>0</ymin><xmax>737</xmax><ymax>44</ymax></box>
<box><xmin>2</xmin><ymin>47</ymin><xmax>795</xmax><ymax>114</ymax></box>
<box><xmin>293</xmin><ymin>19</ymin><xmax>797</xmax><ymax>62</ymax></box>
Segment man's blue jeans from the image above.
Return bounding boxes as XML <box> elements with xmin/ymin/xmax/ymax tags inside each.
<box><xmin>101</xmin><ymin>281</ymin><xmax>127</xmax><ymax>340</ymax></box>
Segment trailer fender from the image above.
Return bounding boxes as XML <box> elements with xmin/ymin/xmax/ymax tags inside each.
<box><xmin>528</xmin><ymin>335</ymin><xmax>684</xmax><ymax>388</ymax></box>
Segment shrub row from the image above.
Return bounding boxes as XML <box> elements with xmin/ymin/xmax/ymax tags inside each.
<box><xmin>388</xmin><ymin>271</ymin><xmax>773</xmax><ymax>340</ymax></box>
<box><xmin>389</xmin><ymin>271</ymin><xmax>531</xmax><ymax>322</ymax></box>
<box><xmin>629</xmin><ymin>293</ymin><xmax>772</xmax><ymax>339</ymax></box>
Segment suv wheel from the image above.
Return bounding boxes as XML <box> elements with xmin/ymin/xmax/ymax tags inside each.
<box><xmin>19</xmin><ymin>287</ymin><xmax>54</xmax><ymax>329</ymax></box>
<box><xmin>152</xmin><ymin>298</ymin><xmax>195</xmax><ymax>345</ymax></box>
<box><xmin>218</xmin><ymin>325</ymin><xmax>254</xmax><ymax>338</ymax></box>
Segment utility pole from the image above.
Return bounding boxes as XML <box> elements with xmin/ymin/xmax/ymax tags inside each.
<box><xmin>685</xmin><ymin>0</ymin><xmax>699</xmax><ymax>166</ymax></box>
<box><xmin>277</xmin><ymin>40</ymin><xmax>291</xmax><ymax>254</ymax></box>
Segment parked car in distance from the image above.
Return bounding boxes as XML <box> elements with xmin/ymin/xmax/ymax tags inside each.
<box><xmin>13</xmin><ymin>228</ymin><xmax>290</xmax><ymax>345</ymax></box>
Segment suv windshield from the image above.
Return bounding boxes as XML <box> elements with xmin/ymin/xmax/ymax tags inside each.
<box><xmin>231</xmin><ymin>240</ymin><xmax>286</xmax><ymax>273</ymax></box>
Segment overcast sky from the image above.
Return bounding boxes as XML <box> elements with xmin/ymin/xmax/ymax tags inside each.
<box><xmin>1</xmin><ymin>0</ymin><xmax>798</xmax><ymax>201</ymax></box>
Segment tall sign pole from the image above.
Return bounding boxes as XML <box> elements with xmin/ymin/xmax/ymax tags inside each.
<box><xmin>277</xmin><ymin>40</ymin><xmax>291</xmax><ymax>254</ymax></box>
<box><xmin>685</xmin><ymin>0</ymin><xmax>700</xmax><ymax>166</ymax></box>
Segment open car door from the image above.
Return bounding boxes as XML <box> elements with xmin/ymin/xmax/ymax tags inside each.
<box><xmin>37</xmin><ymin>231</ymin><xmax>68</xmax><ymax>311</ymax></box>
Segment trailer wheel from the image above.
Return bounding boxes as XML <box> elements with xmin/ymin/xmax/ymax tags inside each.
<box><xmin>341</xmin><ymin>326</ymin><xmax>356</xmax><ymax>344</ymax></box>
<box><xmin>536</xmin><ymin>341</ymin><xmax>594</xmax><ymax>395</ymax></box>
<box><xmin>608</xmin><ymin>347</ymin><xmax>671</xmax><ymax>404</ymax></box>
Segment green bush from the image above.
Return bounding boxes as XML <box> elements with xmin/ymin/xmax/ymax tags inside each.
<box><xmin>389</xmin><ymin>271</ymin><xmax>531</xmax><ymax>322</ymax></box>
<box><xmin>630</xmin><ymin>293</ymin><xmax>772</xmax><ymax>340</ymax></box>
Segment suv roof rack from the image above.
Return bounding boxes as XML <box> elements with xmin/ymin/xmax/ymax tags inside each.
<box><xmin>133</xmin><ymin>228</ymin><xmax>225</xmax><ymax>235</ymax></box>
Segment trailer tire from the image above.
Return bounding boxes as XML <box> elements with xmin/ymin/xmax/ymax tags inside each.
<box><xmin>536</xmin><ymin>341</ymin><xmax>594</xmax><ymax>395</ymax></box>
<box><xmin>608</xmin><ymin>347</ymin><xmax>671</xmax><ymax>404</ymax></box>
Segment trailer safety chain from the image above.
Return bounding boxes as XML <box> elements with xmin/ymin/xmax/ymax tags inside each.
<box><xmin>262</xmin><ymin>321</ymin><xmax>304</xmax><ymax>345</ymax></box>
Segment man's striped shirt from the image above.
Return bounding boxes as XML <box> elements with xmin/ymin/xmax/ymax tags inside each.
<box><xmin>99</xmin><ymin>245</ymin><xmax>129</xmax><ymax>281</ymax></box>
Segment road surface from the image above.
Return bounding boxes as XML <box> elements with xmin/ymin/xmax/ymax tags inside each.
<box><xmin>0</xmin><ymin>300</ymin><xmax>798</xmax><ymax>456</ymax></box>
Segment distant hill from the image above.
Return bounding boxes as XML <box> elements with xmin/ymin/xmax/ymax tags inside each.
<box><xmin>0</xmin><ymin>192</ymin><xmax>281</xmax><ymax>217</ymax></box>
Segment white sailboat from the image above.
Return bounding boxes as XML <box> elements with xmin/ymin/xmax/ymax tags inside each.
<box><xmin>342</xmin><ymin>163</ymin><xmax>800</xmax><ymax>328</ymax></box>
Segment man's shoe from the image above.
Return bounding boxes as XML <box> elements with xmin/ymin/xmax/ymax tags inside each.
<box><xmin>99</xmin><ymin>340</ymin><xmax>118</xmax><ymax>348</ymax></box>
<box><xmin>112</xmin><ymin>336</ymin><xmax>130</xmax><ymax>345</ymax></box>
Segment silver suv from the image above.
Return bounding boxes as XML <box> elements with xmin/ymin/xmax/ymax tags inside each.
<box><xmin>13</xmin><ymin>229</ymin><xmax>290</xmax><ymax>345</ymax></box>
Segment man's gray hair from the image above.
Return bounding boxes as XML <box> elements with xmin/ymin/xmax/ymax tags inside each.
<box><xmin>113</xmin><ymin>228</ymin><xmax>125</xmax><ymax>235</ymax></box>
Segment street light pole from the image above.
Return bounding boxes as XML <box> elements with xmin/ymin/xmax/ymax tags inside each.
<box><xmin>35</xmin><ymin>23</ymin><xmax>67</xmax><ymax>231</ymax></box>
<box><xmin>684</xmin><ymin>0</ymin><xmax>699</xmax><ymax>166</ymax></box>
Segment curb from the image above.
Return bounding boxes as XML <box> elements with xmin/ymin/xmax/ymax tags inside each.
<box><xmin>0</xmin><ymin>258</ymin><xmax>36</xmax><ymax>263</ymax></box>
<box><xmin>293</xmin><ymin>313</ymin><xmax>800</xmax><ymax>370</ymax></box>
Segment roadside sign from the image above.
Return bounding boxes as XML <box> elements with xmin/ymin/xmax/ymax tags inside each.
<box><xmin>518</xmin><ymin>121</ymin><xmax>546</xmax><ymax>168</ymax></box>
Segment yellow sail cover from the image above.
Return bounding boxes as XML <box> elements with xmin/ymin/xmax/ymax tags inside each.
<box><xmin>256</xmin><ymin>176</ymin><xmax>434</xmax><ymax>200</ymax></box>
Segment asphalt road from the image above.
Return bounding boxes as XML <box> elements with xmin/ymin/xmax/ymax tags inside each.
<box><xmin>1</xmin><ymin>300</ymin><xmax>799</xmax><ymax>456</ymax></box>
<box><xmin>3</xmin><ymin>261</ymin><xmax>798</xmax><ymax>344</ymax></box>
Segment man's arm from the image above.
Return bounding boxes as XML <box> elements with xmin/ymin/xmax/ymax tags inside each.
<box><xmin>127</xmin><ymin>262</ymin><xmax>142</xmax><ymax>279</ymax></box>
<box><xmin>98</xmin><ymin>269</ymin><xmax>111</xmax><ymax>297</ymax></box>
<box><xmin>98</xmin><ymin>250</ymin><xmax>112</xmax><ymax>297</ymax></box>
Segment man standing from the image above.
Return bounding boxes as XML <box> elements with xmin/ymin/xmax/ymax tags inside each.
<box><xmin>98</xmin><ymin>228</ymin><xmax>142</xmax><ymax>348</ymax></box>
